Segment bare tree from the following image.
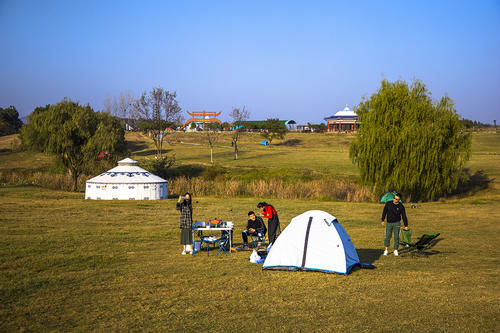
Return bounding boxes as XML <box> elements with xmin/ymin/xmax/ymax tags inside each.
<box><xmin>135</xmin><ymin>88</ymin><xmax>183</xmax><ymax>158</ymax></box>
<box><xmin>103</xmin><ymin>95</ymin><xmax>112</xmax><ymax>114</ymax></box>
<box><xmin>118</xmin><ymin>92</ymin><xmax>135</xmax><ymax>119</ymax></box>
<box><xmin>204</xmin><ymin>123</ymin><xmax>221</xmax><ymax>163</ymax></box>
<box><xmin>112</xmin><ymin>97</ymin><xmax>119</xmax><ymax>117</ymax></box>
<box><xmin>230</xmin><ymin>107</ymin><xmax>249</xmax><ymax>160</ymax></box>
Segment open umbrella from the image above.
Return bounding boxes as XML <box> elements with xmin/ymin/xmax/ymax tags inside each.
<box><xmin>380</xmin><ymin>191</ymin><xmax>403</xmax><ymax>203</ymax></box>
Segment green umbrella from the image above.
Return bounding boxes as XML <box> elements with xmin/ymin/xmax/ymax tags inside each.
<box><xmin>380</xmin><ymin>191</ymin><xmax>403</xmax><ymax>203</ymax></box>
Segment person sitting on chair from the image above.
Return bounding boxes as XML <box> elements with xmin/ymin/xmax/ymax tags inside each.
<box><xmin>242</xmin><ymin>211</ymin><xmax>266</xmax><ymax>248</ymax></box>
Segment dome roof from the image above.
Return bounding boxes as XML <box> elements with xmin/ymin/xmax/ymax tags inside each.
<box><xmin>324</xmin><ymin>105</ymin><xmax>358</xmax><ymax>120</ymax></box>
<box><xmin>334</xmin><ymin>105</ymin><xmax>357</xmax><ymax>117</ymax></box>
<box><xmin>86</xmin><ymin>158</ymin><xmax>167</xmax><ymax>184</ymax></box>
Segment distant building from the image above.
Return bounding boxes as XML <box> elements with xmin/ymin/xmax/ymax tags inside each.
<box><xmin>296</xmin><ymin>125</ymin><xmax>311</xmax><ymax>132</ymax></box>
<box><xmin>324</xmin><ymin>105</ymin><xmax>359</xmax><ymax>132</ymax></box>
<box><xmin>184</xmin><ymin>111</ymin><xmax>221</xmax><ymax>131</ymax></box>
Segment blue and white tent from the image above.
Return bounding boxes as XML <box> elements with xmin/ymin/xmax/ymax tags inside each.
<box><xmin>260</xmin><ymin>140</ymin><xmax>270</xmax><ymax>145</ymax></box>
<box><xmin>263</xmin><ymin>210</ymin><xmax>360</xmax><ymax>274</ymax></box>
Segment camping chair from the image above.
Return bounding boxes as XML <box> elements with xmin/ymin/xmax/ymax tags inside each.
<box><xmin>399</xmin><ymin>233</ymin><xmax>441</xmax><ymax>256</ymax></box>
<box><xmin>250</xmin><ymin>230</ymin><xmax>266</xmax><ymax>248</ymax></box>
<box><xmin>400</xmin><ymin>228</ymin><xmax>412</xmax><ymax>246</ymax></box>
<box><xmin>199</xmin><ymin>232</ymin><xmax>230</xmax><ymax>256</ymax></box>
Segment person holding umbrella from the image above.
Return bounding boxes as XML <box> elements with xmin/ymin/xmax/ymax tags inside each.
<box><xmin>381</xmin><ymin>192</ymin><xmax>409</xmax><ymax>256</ymax></box>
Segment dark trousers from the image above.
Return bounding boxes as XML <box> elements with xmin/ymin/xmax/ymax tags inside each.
<box><xmin>268</xmin><ymin>216</ymin><xmax>279</xmax><ymax>244</ymax></box>
<box><xmin>384</xmin><ymin>221</ymin><xmax>401</xmax><ymax>250</ymax></box>
<box><xmin>242</xmin><ymin>229</ymin><xmax>264</xmax><ymax>244</ymax></box>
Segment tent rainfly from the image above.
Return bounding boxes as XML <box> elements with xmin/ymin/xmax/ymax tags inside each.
<box><xmin>85</xmin><ymin>158</ymin><xmax>168</xmax><ymax>200</ymax></box>
<box><xmin>262</xmin><ymin>210</ymin><xmax>362</xmax><ymax>274</ymax></box>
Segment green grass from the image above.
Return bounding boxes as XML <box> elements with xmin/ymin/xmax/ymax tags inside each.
<box><xmin>1</xmin><ymin>130</ymin><xmax>499</xmax><ymax>330</ymax></box>
<box><xmin>1</xmin><ymin>186</ymin><xmax>499</xmax><ymax>331</ymax></box>
<box><xmin>130</xmin><ymin>131</ymin><xmax>359</xmax><ymax>179</ymax></box>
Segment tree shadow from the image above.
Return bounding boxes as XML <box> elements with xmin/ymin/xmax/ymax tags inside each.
<box><xmin>449</xmin><ymin>169</ymin><xmax>493</xmax><ymax>198</ymax></box>
<box><xmin>126</xmin><ymin>141</ymin><xmax>149</xmax><ymax>152</ymax></box>
<box><xmin>276</xmin><ymin>139</ymin><xmax>302</xmax><ymax>146</ymax></box>
<box><xmin>134</xmin><ymin>149</ymin><xmax>172</xmax><ymax>157</ymax></box>
<box><xmin>166</xmin><ymin>165</ymin><xmax>205</xmax><ymax>179</ymax></box>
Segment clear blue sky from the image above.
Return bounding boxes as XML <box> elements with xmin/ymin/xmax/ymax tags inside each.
<box><xmin>1</xmin><ymin>0</ymin><xmax>499</xmax><ymax>123</ymax></box>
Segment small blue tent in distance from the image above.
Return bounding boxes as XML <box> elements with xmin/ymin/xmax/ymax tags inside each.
<box><xmin>260</xmin><ymin>140</ymin><xmax>270</xmax><ymax>146</ymax></box>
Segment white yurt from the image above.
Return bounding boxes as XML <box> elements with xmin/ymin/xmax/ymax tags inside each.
<box><xmin>263</xmin><ymin>210</ymin><xmax>361</xmax><ymax>275</ymax></box>
<box><xmin>85</xmin><ymin>158</ymin><xmax>168</xmax><ymax>200</ymax></box>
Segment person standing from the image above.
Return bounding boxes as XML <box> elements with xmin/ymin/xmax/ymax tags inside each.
<box><xmin>381</xmin><ymin>192</ymin><xmax>408</xmax><ymax>256</ymax></box>
<box><xmin>177</xmin><ymin>193</ymin><xmax>193</xmax><ymax>255</ymax></box>
<box><xmin>257</xmin><ymin>202</ymin><xmax>280</xmax><ymax>245</ymax></box>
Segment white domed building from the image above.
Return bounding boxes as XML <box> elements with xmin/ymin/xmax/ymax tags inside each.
<box><xmin>324</xmin><ymin>105</ymin><xmax>359</xmax><ymax>132</ymax></box>
<box><xmin>85</xmin><ymin>158</ymin><xmax>168</xmax><ymax>200</ymax></box>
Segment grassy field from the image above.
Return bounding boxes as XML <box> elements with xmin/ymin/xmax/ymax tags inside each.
<box><xmin>0</xmin><ymin>186</ymin><xmax>498</xmax><ymax>331</ymax></box>
<box><xmin>1</xmin><ymin>130</ymin><xmax>499</xmax><ymax>331</ymax></box>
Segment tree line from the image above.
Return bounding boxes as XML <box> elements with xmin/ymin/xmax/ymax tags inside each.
<box><xmin>6</xmin><ymin>78</ymin><xmax>481</xmax><ymax>200</ymax></box>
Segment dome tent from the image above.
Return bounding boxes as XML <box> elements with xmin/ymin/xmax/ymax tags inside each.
<box><xmin>263</xmin><ymin>210</ymin><xmax>367</xmax><ymax>275</ymax></box>
<box><xmin>85</xmin><ymin>158</ymin><xmax>168</xmax><ymax>200</ymax></box>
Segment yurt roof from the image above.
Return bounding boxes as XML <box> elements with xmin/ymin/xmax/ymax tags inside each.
<box><xmin>86</xmin><ymin>158</ymin><xmax>167</xmax><ymax>184</ymax></box>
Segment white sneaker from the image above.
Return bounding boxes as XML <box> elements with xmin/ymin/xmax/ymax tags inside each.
<box><xmin>383</xmin><ymin>250</ymin><xmax>388</xmax><ymax>256</ymax></box>
<box><xmin>394</xmin><ymin>250</ymin><xmax>399</xmax><ymax>256</ymax></box>
<box><xmin>181</xmin><ymin>250</ymin><xmax>186</xmax><ymax>255</ymax></box>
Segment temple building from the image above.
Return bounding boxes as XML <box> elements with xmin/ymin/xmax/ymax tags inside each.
<box><xmin>324</xmin><ymin>105</ymin><xmax>359</xmax><ymax>132</ymax></box>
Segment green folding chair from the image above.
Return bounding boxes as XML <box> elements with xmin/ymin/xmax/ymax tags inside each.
<box><xmin>399</xmin><ymin>233</ymin><xmax>441</xmax><ymax>256</ymax></box>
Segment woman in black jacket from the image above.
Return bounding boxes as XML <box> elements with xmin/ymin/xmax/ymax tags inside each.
<box><xmin>176</xmin><ymin>193</ymin><xmax>193</xmax><ymax>255</ymax></box>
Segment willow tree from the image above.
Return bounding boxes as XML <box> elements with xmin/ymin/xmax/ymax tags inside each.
<box><xmin>20</xmin><ymin>100</ymin><xmax>127</xmax><ymax>191</ymax></box>
<box><xmin>349</xmin><ymin>79</ymin><xmax>471</xmax><ymax>201</ymax></box>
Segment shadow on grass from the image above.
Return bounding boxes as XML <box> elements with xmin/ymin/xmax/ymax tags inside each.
<box><xmin>134</xmin><ymin>148</ymin><xmax>172</xmax><ymax>157</ymax></box>
<box><xmin>449</xmin><ymin>169</ymin><xmax>493</xmax><ymax>198</ymax></box>
<box><xmin>126</xmin><ymin>140</ymin><xmax>149</xmax><ymax>152</ymax></box>
<box><xmin>356</xmin><ymin>248</ymin><xmax>384</xmax><ymax>264</ymax></box>
<box><xmin>276</xmin><ymin>139</ymin><xmax>302</xmax><ymax>146</ymax></box>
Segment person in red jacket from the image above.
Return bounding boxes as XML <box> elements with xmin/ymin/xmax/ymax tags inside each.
<box><xmin>257</xmin><ymin>202</ymin><xmax>280</xmax><ymax>245</ymax></box>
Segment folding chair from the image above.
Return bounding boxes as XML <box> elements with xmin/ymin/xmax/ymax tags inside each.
<box><xmin>400</xmin><ymin>228</ymin><xmax>412</xmax><ymax>246</ymax></box>
<box><xmin>199</xmin><ymin>232</ymin><xmax>230</xmax><ymax>256</ymax></box>
<box><xmin>250</xmin><ymin>231</ymin><xmax>266</xmax><ymax>248</ymax></box>
<box><xmin>399</xmin><ymin>233</ymin><xmax>441</xmax><ymax>256</ymax></box>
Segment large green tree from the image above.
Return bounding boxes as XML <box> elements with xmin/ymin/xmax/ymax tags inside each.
<box><xmin>349</xmin><ymin>79</ymin><xmax>471</xmax><ymax>201</ymax></box>
<box><xmin>20</xmin><ymin>100</ymin><xmax>127</xmax><ymax>191</ymax></box>
<box><xmin>0</xmin><ymin>105</ymin><xmax>23</xmax><ymax>136</ymax></box>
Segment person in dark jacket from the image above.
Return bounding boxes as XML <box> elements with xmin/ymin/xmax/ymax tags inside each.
<box><xmin>176</xmin><ymin>192</ymin><xmax>193</xmax><ymax>255</ymax></box>
<box><xmin>242</xmin><ymin>211</ymin><xmax>267</xmax><ymax>248</ymax></box>
<box><xmin>257</xmin><ymin>202</ymin><xmax>280</xmax><ymax>245</ymax></box>
<box><xmin>381</xmin><ymin>192</ymin><xmax>409</xmax><ymax>256</ymax></box>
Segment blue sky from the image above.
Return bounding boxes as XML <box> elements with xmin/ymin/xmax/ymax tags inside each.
<box><xmin>1</xmin><ymin>0</ymin><xmax>499</xmax><ymax>123</ymax></box>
